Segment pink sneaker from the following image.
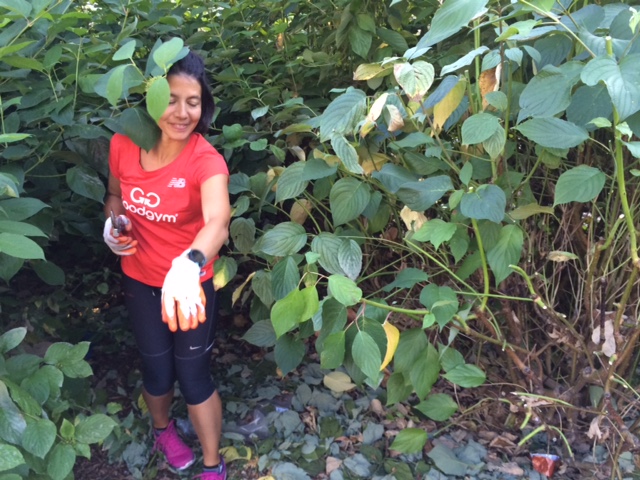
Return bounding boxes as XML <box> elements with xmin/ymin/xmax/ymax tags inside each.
<box><xmin>153</xmin><ymin>420</ymin><xmax>195</xmax><ymax>471</ymax></box>
<box><xmin>193</xmin><ymin>459</ymin><xmax>227</xmax><ymax>480</ymax></box>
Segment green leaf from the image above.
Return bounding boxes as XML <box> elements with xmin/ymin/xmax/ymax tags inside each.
<box><xmin>66</xmin><ymin>165</ymin><xmax>105</xmax><ymax>203</ymax></box>
<box><xmin>349</xmin><ymin>25</ymin><xmax>372</xmax><ymax>58</ymax></box>
<box><xmin>515</xmin><ymin>117</ymin><xmax>588</xmax><ymax>149</ymax></box>
<box><xmin>213</xmin><ymin>256</ymin><xmax>237</xmax><ymax>290</ymax></box>
<box><xmin>427</xmin><ymin>443</ymin><xmax>469</xmax><ymax>476</ymax></box>
<box><xmin>229</xmin><ymin>217</ymin><xmax>255</xmax><ymax>254</ymax></box>
<box><xmin>251</xmin><ymin>270</ymin><xmax>274</xmax><ymax>307</ymax></box>
<box><xmin>0</xmin><ymin>380</ymin><xmax>26</xmax><ymax>444</ymax></box>
<box><xmin>0</xmin><ymin>220</ymin><xmax>46</xmax><ymax>237</ymax></box>
<box><xmin>382</xmin><ymin>268</ymin><xmax>429</xmax><ymax>292</ymax></box>
<box><xmin>409</xmin><ymin>343</ymin><xmax>440</xmax><ymax>399</ymax></box>
<box><xmin>518</xmin><ymin>67</ymin><xmax>573</xmax><ymax>121</ymax></box>
<box><xmin>271</xmin><ymin>256</ymin><xmax>300</xmax><ymax>300</ymax></box>
<box><xmin>75</xmin><ymin>414</ymin><xmax>117</xmax><ymax>444</ymax></box>
<box><xmin>311</xmin><ymin>233</ymin><xmax>346</xmax><ymax>276</ymax></box>
<box><xmin>301</xmin><ymin>158</ymin><xmax>338</xmax><ymax>181</ymax></box>
<box><xmin>394</xmin><ymin>61</ymin><xmax>435</xmax><ymax>99</ymax></box>
<box><xmin>0</xmin><ymin>0</ymin><xmax>31</xmax><ymax>17</ymax></box>
<box><xmin>328</xmin><ymin>275</ymin><xmax>362</xmax><ymax>306</ymax></box>
<box><xmin>242</xmin><ymin>320</ymin><xmax>277</xmax><ymax>348</ymax></box>
<box><xmin>331</xmin><ymin>134</ymin><xmax>363</xmax><ymax>174</ymax></box>
<box><xmin>352</xmin><ymin>331</ymin><xmax>382</xmax><ymax>380</ymax></box>
<box><xmin>338</xmin><ymin>239</ymin><xmax>362</xmax><ymax>280</ymax></box>
<box><xmin>460</xmin><ymin>185</ymin><xmax>506</xmax><ymax>224</ymax></box>
<box><xmin>22</xmin><ymin>417</ymin><xmax>56</xmax><ymax>458</ymax></box>
<box><xmin>487</xmin><ymin>225</ymin><xmax>523</xmax><ymax>285</ymax></box>
<box><xmin>394</xmin><ymin>329</ymin><xmax>428</xmax><ymax>372</ymax></box>
<box><xmin>0</xmin><ymin>233</ymin><xmax>44</xmax><ymax>260</ymax></box>
<box><xmin>113</xmin><ymin>39</ymin><xmax>136</xmax><ymax>61</ymax></box>
<box><xmin>415</xmin><ymin>393</ymin><xmax>458</xmax><ymax>421</ymax></box>
<box><xmin>320</xmin><ymin>331</ymin><xmax>346</xmax><ymax>369</ymax></box>
<box><xmin>390</xmin><ymin>428</ymin><xmax>428</xmax><ymax>454</ymax></box>
<box><xmin>152</xmin><ymin>37</ymin><xmax>185</xmax><ymax>72</ymax></box>
<box><xmin>117</xmin><ymin>107</ymin><xmax>160</xmax><ymax>151</ymax></box>
<box><xmin>441</xmin><ymin>46</ymin><xmax>489</xmax><ymax>76</ymax></box>
<box><xmin>371</xmin><ymin>164</ymin><xmax>419</xmax><ymax>193</ymax></box>
<box><xmin>105</xmin><ymin>64</ymin><xmax>128</xmax><ymax>106</ymax></box>
<box><xmin>554</xmin><ymin>165</ymin><xmax>606</xmax><ymax>206</ymax></box>
<box><xmin>146</xmin><ymin>76</ymin><xmax>170</xmax><ymax>123</ymax></box>
<box><xmin>271</xmin><ymin>289</ymin><xmax>306</xmax><ymax>338</ymax></box>
<box><xmin>509</xmin><ymin>202</ymin><xmax>554</xmax><ymax>220</ymax></box>
<box><xmin>274</xmin><ymin>334</ymin><xmax>305</xmax><ymax>375</ymax></box>
<box><xmin>0</xmin><ymin>198</ymin><xmax>48</xmax><ymax>221</ymax></box>
<box><xmin>0</xmin><ymin>328</ymin><xmax>26</xmax><ymax>354</ymax></box>
<box><xmin>257</xmin><ymin>222</ymin><xmax>307</xmax><ymax>256</ymax></box>
<box><xmin>330</xmin><ymin>178</ymin><xmax>371</xmax><ymax>226</ymax></box>
<box><xmin>439</xmin><ymin>346</ymin><xmax>465</xmax><ymax>372</ymax></box>
<box><xmin>443</xmin><ymin>363</ymin><xmax>486</xmax><ymax>387</ymax></box>
<box><xmin>419</xmin><ymin>284</ymin><xmax>458</xmax><ymax>328</ymax></box>
<box><xmin>0</xmin><ymin>443</ymin><xmax>24</xmax><ymax>472</ymax></box>
<box><xmin>581</xmin><ymin>54</ymin><xmax>640</xmax><ymax>120</ymax></box>
<box><xmin>276</xmin><ymin>162</ymin><xmax>308</xmax><ymax>202</ymax></box>
<box><xmin>413</xmin><ymin>219</ymin><xmax>457</xmax><ymax>249</ymax></box>
<box><xmin>461</xmin><ymin>113</ymin><xmax>500</xmax><ymax>145</ymax></box>
<box><xmin>386</xmin><ymin>372</ymin><xmax>414</xmax><ymax>405</ymax></box>
<box><xmin>396</xmin><ymin>176</ymin><xmax>453</xmax><ymax>211</ymax></box>
<box><xmin>47</xmin><ymin>443</ymin><xmax>76</xmax><ymax>480</ymax></box>
<box><xmin>0</xmin><ymin>133</ymin><xmax>30</xmax><ymax>143</ymax></box>
<box><xmin>319</xmin><ymin>88</ymin><xmax>367</xmax><ymax>142</ymax></box>
<box><xmin>416</xmin><ymin>0</ymin><xmax>489</xmax><ymax>49</ymax></box>
<box><xmin>1</xmin><ymin>56</ymin><xmax>44</xmax><ymax>71</ymax></box>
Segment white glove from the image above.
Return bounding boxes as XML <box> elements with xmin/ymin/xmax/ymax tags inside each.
<box><xmin>103</xmin><ymin>216</ymin><xmax>137</xmax><ymax>256</ymax></box>
<box><xmin>161</xmin><ymin>253</ymin><xmax>206</xmax><ymax>332</ymax></box>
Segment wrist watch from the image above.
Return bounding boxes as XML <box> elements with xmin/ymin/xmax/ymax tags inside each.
<box><xmin>186</xmin><ymin>249</ymin><xmax>206</xmax><ymax>268</ymax></box>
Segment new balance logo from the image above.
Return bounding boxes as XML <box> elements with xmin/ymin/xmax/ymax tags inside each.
<box><xmin>168</xmin><ymin>178</ymin><xmax>186</xmax><ymax>188</ymax></box>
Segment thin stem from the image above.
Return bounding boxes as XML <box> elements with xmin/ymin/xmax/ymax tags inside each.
<box><xmin>470</xmin><ymin>218</ymin><xmax>490</xmax><ymax>311</ymax></box>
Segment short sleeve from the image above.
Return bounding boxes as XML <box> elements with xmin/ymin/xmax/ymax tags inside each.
<box><xmin>191</xmin><ymin>137</ymin><xmax>229</xmax><ymax>185</ymax></box>
<box><xmin>109</xmin><ymin>133</ymin><xmax>126</xmax><ymax>181</ymax></box>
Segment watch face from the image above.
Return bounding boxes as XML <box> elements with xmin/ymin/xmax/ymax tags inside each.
<box><xmin>188</xmin><ymin>249</ymin><xmax>206</xmax><ymax>267</ymax></box>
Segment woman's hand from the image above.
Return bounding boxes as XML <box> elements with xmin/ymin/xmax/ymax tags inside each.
<box><xmin>103</xmin><ymin>215</ymin><xmax>138</xmax><ymax>255</ymax></box>
<box><xmin>161</xmin><ymin>253</ymin><xmax>206</xmax><ymax>332</ymax></box>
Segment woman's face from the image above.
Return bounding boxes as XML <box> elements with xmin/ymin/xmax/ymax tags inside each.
<box><xmin>157</xmin><ymin>73</ymin><xmax>202</xmax><ymax>143</ymax></box>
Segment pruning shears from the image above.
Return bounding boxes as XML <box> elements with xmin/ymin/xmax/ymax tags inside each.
<box><xmin>110</xmin><ymin>210</ymin><xmax>126</xmax><ymax>237</ymax></box>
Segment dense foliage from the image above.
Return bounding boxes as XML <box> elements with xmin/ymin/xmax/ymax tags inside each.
<box><xmin>2</xmin><ymin>0</ymin><xmax>640</xmax><ymax>477</ymax></box>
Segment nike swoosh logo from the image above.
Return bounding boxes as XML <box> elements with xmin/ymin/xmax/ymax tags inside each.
<box><xmin>189</xmin><ymin>346</ymin><xmax>202</xmax><ymax>350</ymax></box>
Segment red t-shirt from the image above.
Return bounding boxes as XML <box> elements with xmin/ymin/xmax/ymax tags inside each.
<box><xmin>109</xmin><ymin>133</ymin><xmax>229</xmax><ymax>287</ymax></box>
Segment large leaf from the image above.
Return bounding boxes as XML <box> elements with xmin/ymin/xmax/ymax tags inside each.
<box><xmin>329</xmin><ymin>177</ymin><xmax>371</xmax><ymax>226</ymax></box>
<box><xmin>554</xmin><ymin>165</ymin><xmax>606</xmax><ymax>206</ymax></box>
<box><xmin>413</xmin><ymin>219</ymin><xmax>457</xmax><ymax>249</ymax></box>
<box><xmin>311</xmin><ymin>233</ymin><xmax>346</xmax><ymax>276</ymax></box>
<box><xmin>22</xmin><ymin>417</ymin><xmax>56</xmax><ymax>458</ymax></box>
<box><xmin>271</xmin><ymin>256</ymin><xmax>300</xmax><ymax>300</ymax></box>
<box><xmin>47</xmin><ymin>443</ymin><xmax>76</xmax><ymax>480</ymax></box>
<box><xmin>515</xmin><ymin>117</ymin><xmax>589</xmax><ymax>149</ymax></box>
<box><xmin>0</xmin><ymin>233</ymin><xmax>45</xmax><ymax>260</ymax></box>
<box><xmin>146</xmin><ymin>76</ymin><xmax>170</xmax><ymax>123</ymax></box>
<box><xmin>394</xmin><ymin>61</ymin><xmax>435</xmax><ymax>99</ymax></box>
<box><xmin>518</xmin><ymin>66</ymin><xmax>573</xmax><ymax>121</ymax></box>
<box><xmin>353</xmin><ymin>331</ymin><xmax>382</xmax><ymax>380</ymax></box>
<box><xmin>460</xmin><ymin>185</ymin><xmax>506</xmax><ymax>224</ymax></box>
<box><xmin>331</xmin><ymin>134</ymin><xmax>363</xmax><ymax>174</ymax></box>
<box><xmin>66</xmin><ymin>165</ymin><xmax>105</xmax><ymax>203</ymax></box>
<box><xmin>213</xmin><ymin>256</ymin><xmax>237</xmax><ymax>291</ymax></box>
<box><xmin>371</xmin><ymin>164</ymin><xmax>419</xmax><ymax>193</ymax></box>
<box><xmin>581</xmin><ymin>54</ymin><xmax>640</xmax><ymax>120</ymax></box>
<box><xmin>0</xmin><ymin>220</ymin><xmax>46</xmax><ymax>237</ymax></box>
<box><xmin>319</xmin><ymin>88</ymin><xmax>367</xmax><ymax>142</ymax></box>
<box><xmin>0</xmin><ymin>443</ymin><xmax>24</xmax><ymax>472</ymax></box>
<box><xmin>242</xmin><ymin>320</ymin><xmax>276</xmax><ymax>348</ymax></box>
<box><xmin>390</xmin><ymin>428</ymin><xmax>428</xmax><ymax>454</ymax></box>
<box><xmin>338</xmin><ymin>239</ymin><xmax>362</xmax><ymax>280</ymax></box>
<box><xmin>441</xmin><ymin>46</ymin><xmax>489</xmax><ymax>75</ymax></box>
<box><xmin>229</xmin><ymin>217</ymin><xmax>256</xmax><ymax>254</ymax></box>
<box><xmin>274</xmin><ymin>334</ymin><xmax>306</xmax><ymax>375</ymax></box>
<box><xmin>320</xmin><ymin>331</ymin><xmax>346</xmax><ymax>369</ymax></box>
<box><xmin>415</xmin><ymin>393</ymin><xmax>458</xmax><ymax>421</ymax></box>
<box><xmin>461</xmin><ymin>113</ymin><xmax>500</xmax><ymax>145</ymax></box>
<box><xmin>0</xmin><ymin>380</ymin><xmax>26</xmax><ymax>444</ymax></box>
<box><xmin>0</xmin><ymin>327</ymin><xmax>26</xmax><ymax>354</ymax></box>
<box><xmin>152</xmin><ymin>37</ymin><xmax>187</xmax><ymax>72</ymax></box>
<box><xmin>382</xmin><ymin>268</ymin><xmax>429</xmax><ymax>292</ymax></box>
<box><xmin>396</xmin><ymin>176</ymin><xmax>453</xmax><ymax>211</ymax></box>
<box><xmin>276</xmin><ymin>162</ymin><xmax>308</xmax><ymax>202</ymax></box>
<box><xmin>486</xmin><ymin>225</ymin><xmax>523</xmax><ymax>285</ymax></box>
<box><xmin>271</xmin><ymin>288</ymin><xmax>306</xmax><ymax>338</ymax></box>
<box><xmin>419</xmin><ymin>284</ymin><xmax>458</xmax><ymax>328</ymax></box>
<box><xmin>0</xmin><ymin>197</ymin><xmax>49</xmax><ymax>221</ymax></box>
<box><xmin>328</xmin><ymin>274</ymin><xmax>362</xmax><ymax>306</ymax></box>
<box><xmin>409</xmin><ymin>343</ymin><xmax>440</xmax><ymax>399</ymax></box>
<box><xmin>416</xmin><ymin>0</ymin><xmax>489</xmax><ymax>49</ymax></box>
<box><xmin>114</xmin><ymin>107</ymin><xmax>161</xmax><ymax>151</ymax></box>
<box><xmin>256</xmin><ymin>222</ymin><xmax>307</xmax><ymax>256</ymax></box>
<box><xmin>443</xmin><ymin>363</ymin><xmax>486</xmax><ymax>387</ymax></box>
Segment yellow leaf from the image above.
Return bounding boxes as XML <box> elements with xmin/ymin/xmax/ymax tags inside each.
<box><xmin>367</xmin><ymin>93</ymin><xmax>388</xmax><ymax>122</ymax></box>
<box><xmin>323</xmin><ymin>371</ymin><xmax>356</xmax><ymax>392</ymax></box>
<box><xmin>354</xmin><ymin>63</ymin><xmax>393</xmax><ymax>80</ymax></box>
<box><xmin>433</xmin><ymin>79</ymin><xmax>466</xmax><ymax>133</ymax></box>
<box><xmin>360</xmin><ymin>120</ymin><xmax>376</xmax><ymax>138</ymax></box>
<box><xmin>220</xmin><ymin>445</ymin><xmax>252</xmax><ymax>463</ymax></box>
<box><xmin>137</xmin><ymin>393</ymin><xmax>148</xmax><ymax>414</ymax></box>
<box><xmin>400</xmin><ymin>206</ymin><xmax>427</xmax><ymax>232</ymax></box>
<box><xmin>386</xmin><ymin>104</ymin><xmax>404</xmax><ymax>132</ymax></box>
<box><xmin>257</xmin><ymin>477</ymin><xmax>276</xmax><ymax>480</ymax></box>
<box><xmin>266</xmin><ymin>166</ymin><xmax>284</xmax><ymax>192</ymax></box>
<box><xmin>380</xmin><ymin>321</ymin><xmax>400</xmax><ymax>370</ymax></box>
<box><xmin>232</xmin><ymin>272</ymin><xmax>256</xmax><ymax>306</ymax></box>
<box><xmin>290</xmin><ymin>199</ymin><xmax>313</xmax><ymax>225</ymax></box>
<box><xmin>360</xmin><ymin>152</ymin><xmax>390</xmax><ymax>174</ymax></box>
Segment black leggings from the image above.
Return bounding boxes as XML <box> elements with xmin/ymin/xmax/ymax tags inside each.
<box><xmin>122</xmin><ymin>274</ymin><xmax>218</xmax><ymax>405</ymax></box>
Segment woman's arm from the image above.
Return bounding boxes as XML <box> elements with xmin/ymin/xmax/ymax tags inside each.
<box><xmin>189</xmin><ymin>174</ymin><xmax>231</xmax><ymax>262</ymax></box>
<box><xmin>104</xmin><ymin>173</ymin><xmax>125</xmax><ymax>218</ymax></box>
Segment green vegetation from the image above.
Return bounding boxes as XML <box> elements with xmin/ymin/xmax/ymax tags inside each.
<box><xmin>2</xmin><ymin>0</ymin><xmax>640</xmax><ymax>477</ymax></box>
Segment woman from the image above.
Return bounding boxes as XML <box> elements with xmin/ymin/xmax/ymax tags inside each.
<box><xmin>103</xmin><ymin>50</ymin><xmax>230</xmax><ymax>480</ymax></box>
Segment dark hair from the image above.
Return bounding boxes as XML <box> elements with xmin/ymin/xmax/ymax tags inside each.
<box><xmin>167</xmin><ymin>51</ymin><xmax>215</xmax><ymax>135</ymax></box>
